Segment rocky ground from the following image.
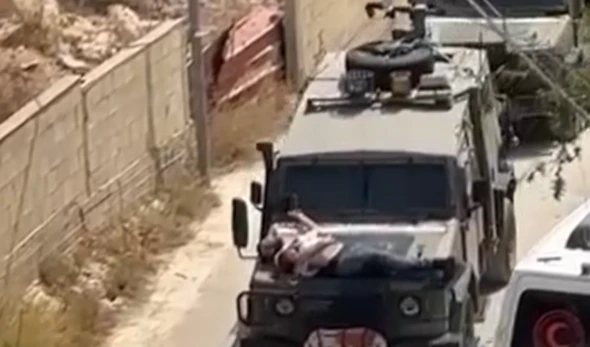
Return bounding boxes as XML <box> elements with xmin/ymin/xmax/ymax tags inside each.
<box><xmin>0</xmin><ymin>0</ymin><xmax>278</xmax><ymax>123</ymax></box>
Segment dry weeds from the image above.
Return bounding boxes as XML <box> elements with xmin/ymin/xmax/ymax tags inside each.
<box><xmin>0</xmin><ymin>171</ymin><xmax>219</xmax><ymax>347</ymax></box>
<box><xmin>0</xmin><ymin>46</ymin><xmax>65</xmax><ymax>122</ymax></box>
<box><xmin>0</xmin><ymin>291</ymin><xmax>100</xmax><ymax>347</ymax></box>
<box><xmin>211</xmin><ymin>75</ymin><xmax>294</xmax><ymax>168</ymax></box>
<box><xmin>0</xmin><ymin>0</ymin><xmax>282</xmax><ymax>126</ymax></box>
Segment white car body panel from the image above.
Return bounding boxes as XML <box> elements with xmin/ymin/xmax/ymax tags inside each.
<box><xmin>426</xmin><ymin>15</ymin><xmax>574</xmax><ymax>54</ymax></box>
<box><xmin>494</xmin><ymin>198</ymin><xmax>590</xmax><ymax>347</ymax></box>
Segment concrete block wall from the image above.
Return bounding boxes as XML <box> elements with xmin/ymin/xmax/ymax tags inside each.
<box><xmin>83</xmin><ymin>46</ymin><xmax>151</xmax><ymax>191</ymax></box>
<box><xmin>0</xmin><ymin>18</ymin><xmax>191</xmax><ymax>290</ymax></box>
<box><xmin>0</xmin><ymin>77</ymin><xmax>88</xmax><ymax>289</ymax></box>
<box><xmin>141</xmin><ymin>21</ymin><xmax>189</xmax><ymax>147</ymax></box>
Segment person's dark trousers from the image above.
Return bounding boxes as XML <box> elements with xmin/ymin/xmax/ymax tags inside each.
<box><xmin>332</xmin><ymin>244</ymin><xmax>442</xmax><ymax>278</ymax></box>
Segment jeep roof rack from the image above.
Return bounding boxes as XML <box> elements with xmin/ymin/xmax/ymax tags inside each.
<box><xmin>304</xmin><ymin>68</ymin><xmax>466</xmax><ymax>113</ymax></box>
<box><xmin>305</xmin><ymin>90</ymin><xmax>465</xmax><ymax>113</ymax></box>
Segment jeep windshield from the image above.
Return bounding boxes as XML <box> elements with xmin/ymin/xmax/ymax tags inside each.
<box><xmin>279</xmin><ymin>162</ymin><xmax>452</xmax><ymax>220</ymax></box>
<box><xmin>431</xmin><ymin>0</ymin><xmax>566</xmax><ymax>17</ymax></box>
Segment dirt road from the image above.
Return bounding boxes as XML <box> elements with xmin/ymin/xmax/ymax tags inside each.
<box><xmin>106</xmin><ymin>162</ymin><xmax>263</xmax><ymax>347</ymax></box>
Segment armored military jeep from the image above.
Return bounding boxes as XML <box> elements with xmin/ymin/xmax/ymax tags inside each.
<box><xmin>230</xmin><ymin>44</ymin><xmax>517</xmax><ymax>346</ymax></box>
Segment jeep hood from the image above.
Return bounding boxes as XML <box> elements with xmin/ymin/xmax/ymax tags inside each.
<box><xmin>272</xmin><ymin>220</ymin><xmax>461</xmax><ymax>259</ymax></box>
<box><xmin>426</xmin><ymin>15</ymin><xmax>573</xmax><ymax>54</ymax></box>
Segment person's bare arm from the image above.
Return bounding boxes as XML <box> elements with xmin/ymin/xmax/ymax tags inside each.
<box><xmin>287</xmin><ymin>210</ymin><xmax>319</xmax><ymax>232</ymax></box>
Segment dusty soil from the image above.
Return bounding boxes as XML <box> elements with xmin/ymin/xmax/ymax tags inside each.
<box><xmin>0</xmin><ymin>0</ymin><xmax>156</xmax><ymax>122</ymax></box>
<box><xmin>0</xmin><ymin>0</ymin><xmax>13</xmax><ymax>17</ymax></box>
<box><xmin>0</xmin><ymin>172</ymin><xmax>221</xmax><ymax>347</ymax></box>
<box><xmin>0</xmin><ymin>0</ymin><xmax>276</xmax><ymax>124</ymax></box>
<box><xmin>0</xmin><ymin>46</ymin><xmax>65</xmax><ymax>122</ymax></box>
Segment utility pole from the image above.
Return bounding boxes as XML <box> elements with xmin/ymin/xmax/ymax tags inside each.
<box><xmin>187</xmin><ymin>0</ymin><xmax>211</xmax><ymax>182</ymax></box>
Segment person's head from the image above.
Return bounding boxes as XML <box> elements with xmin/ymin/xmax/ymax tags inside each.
<box><xmin>257</xmin><ymin>234</ymin><xmax>284</xmax><ymax>263</ymax></box>
<box><xmin>274</xmin><ymin>245</ymin><xmax>298</xmax><ymax>274</ymax></box>
<box><xmin>257</xmin><ymin>234</ymin><xmax>298</xmax><ymax>273</ymax></box>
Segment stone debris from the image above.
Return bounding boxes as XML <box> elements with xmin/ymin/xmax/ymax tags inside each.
<box><xmin>19</xmin><ymin>57</ymin><xmax>38</xmax><ymax>70</ymax></box>
<box><xmin>1</xmin><ymin>1</ymin><xmax>151</xmax><ymax>71</ymax></box>
<box><xmin>0</xmin><ymin>0</ymin><xmax>282</xmax><ymax>122</ymax></box>
<box><xmin>57</xmin><ymin>49</ymin><xmax>90</xmax><ymax>73</ymax></box>
<box><xmin>107</xmin><ymin>4</ymin><xmax>144</xmax><ymax>43</ymax></box>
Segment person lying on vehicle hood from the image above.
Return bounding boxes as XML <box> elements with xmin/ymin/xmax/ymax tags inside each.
<box><xmin>258</xmin><ymin>209</ymin><xmax>455</xmax><ymax>278</ymax></box>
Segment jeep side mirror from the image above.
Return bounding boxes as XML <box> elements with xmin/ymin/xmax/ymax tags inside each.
<box><xmin>250</xmin><ymin>181</ymin><xmax>263</xmax><ymax>205</ymax></box>
<box><xmin>471</xmin><ymin>179</ymin><xmax>487</xmax><ymax>205</ymax></box>
<box><xmin>231</xmin><ymin>198</ymin><xmax>249</xmax><ymax>248</ymax></box>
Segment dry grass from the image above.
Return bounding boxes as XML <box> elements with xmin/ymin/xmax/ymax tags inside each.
<box><xmin>0</xmin><ymin>0</ymin><xmax>283</xmax><ymax>125</ymax></box>
<box><xmin>0</xmin><ymin>172</ymin><xmax>219</xmax><ymax>347</ymax></box>
<box><xmin>0</xmin><ymin>263</ymin><xmax>103</xmax><ymax>347</ymax></box>
<box><xmin>0</xmin><ymin>290</ymin><xmax>101</xmax><ymax>347</ymax></box>
<box><xmin>74</xmin><ymin>173</ymin><xmax>219</xmax><ymax>302</ymax></box>
<box><xmin>210</xmin><ymin>76</ymin><xmax>294</xmax><ymax>168</ymax></box>
<box><xmin>0</xmin><ymin>46</ymin><xmax>65</xmax><ymax>123</ymax></box>
<box><xmin>0</xmin><ymin>63</ymin><xmax>292</xmax><ymax>347</ymax></box>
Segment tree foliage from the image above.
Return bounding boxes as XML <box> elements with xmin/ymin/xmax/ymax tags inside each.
<box><xmin>523</xmin><ymin>11</ymin><xmax>590</xmax><ymax>200</ymax></box>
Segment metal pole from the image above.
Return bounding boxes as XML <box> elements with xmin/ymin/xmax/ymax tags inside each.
<box><xmin>187</xmin><ymin>0</ymin><xmax>211</xmax><ymax>182</ymax></box>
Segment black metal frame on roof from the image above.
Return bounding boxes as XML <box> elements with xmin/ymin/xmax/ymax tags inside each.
<box><xmin>304</xmin><ymin>88</ymin><xmax>466</xmax><ymax>113</ymax></box>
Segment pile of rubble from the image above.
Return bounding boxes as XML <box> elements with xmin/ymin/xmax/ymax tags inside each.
<box><xmin>0</xmin><ymin>0</ymin><xmax>283</xmax><ymax>123</ymax></box>
<box><xmin>1</xmin><ymin>1</ymin><xmax>157</xmax><ymax>72</ymax></box>
<box><xmin>0</xmin><ymin>0</ymin><xmax>163</xmax><ymax>122</ymax></box>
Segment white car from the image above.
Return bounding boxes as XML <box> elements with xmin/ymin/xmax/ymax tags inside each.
<box><xmin>494</xmin><ymin>199</ymin><xmax>590</xmax><ymax>347</ymax></box>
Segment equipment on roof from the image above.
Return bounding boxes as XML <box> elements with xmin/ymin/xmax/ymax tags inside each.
<box><xmin>335</xmin><ymin>48</ymin><xmax>454</xmax><ymax>108</ymax></box>
<box><xmin>341</xmin><ymin>69</ymin><xmax>375</xmax><ymax>96</ymax></box>
<box><xmin>309</xmin><ymin>68</ymin><xmax>453</xmax><ymax>111</ymax></box>
<box><xmin>345</xmin><ymin>40</ymin><xmax>435</xmax><ymax>89</ymax></box>
<box><xmin>365</xmin><ymin>1</ymin><xmax>446</xmax><ymax>40</ymax></box>
<box><xmin>346</xmin><ymin>2</ymin><xmax>456</xmax><ymax>93</ymax></box>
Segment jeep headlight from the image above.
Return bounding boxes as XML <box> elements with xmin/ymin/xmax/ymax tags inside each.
<box><xmin>399</xmin><ymin>296</ymin><xmax>421</xmax><ymax>317</ymax></box>
<box><xmin>274</xmin><ymin>298</ymin><xmax>295</xmax><ymax>316</ymax></box>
